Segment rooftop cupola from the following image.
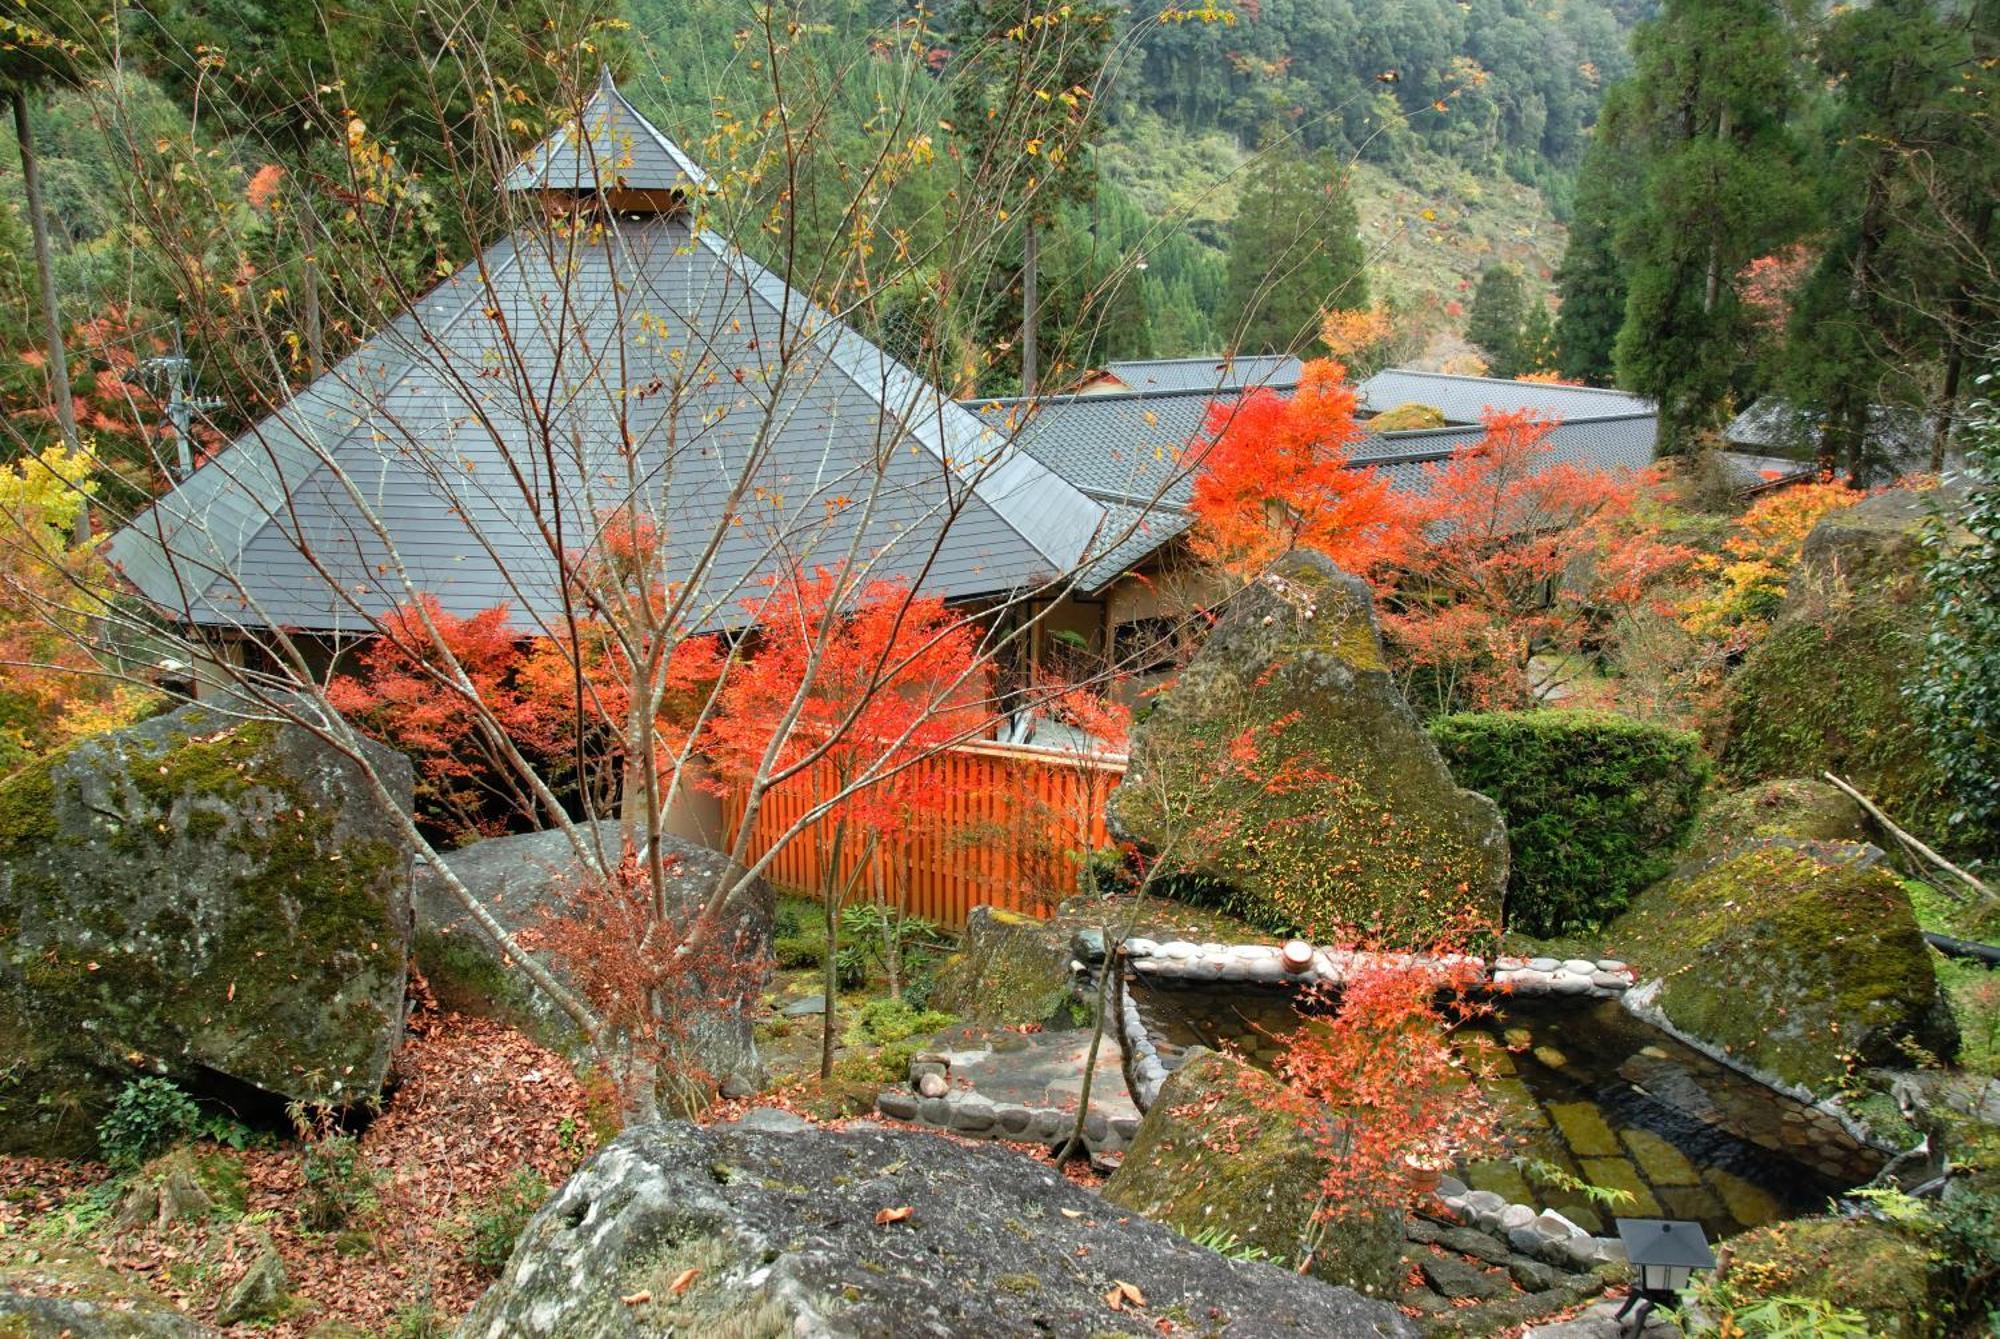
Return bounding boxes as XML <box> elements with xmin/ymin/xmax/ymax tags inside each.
<box><xmin>503</xmin><ymin>67</ymin><xmax>708</xmax><ymax>215</ymax></box>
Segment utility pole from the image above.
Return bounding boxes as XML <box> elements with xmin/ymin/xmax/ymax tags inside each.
<box><xmin>140</xmin><ymin>321</ymin><xmax>222</xmax><ymax>479</ymax></box>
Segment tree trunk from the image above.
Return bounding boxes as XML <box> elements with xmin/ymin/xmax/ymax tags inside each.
<box><xmin>1702</xmin><ymin>104</ymin><xmax>1734</xmax><ymax>317</ymax></box>
<box><xmin>302</xmin><ymin>249</ymin><xmax>325</xmax><ymax>378</ymax></box>
<box><xmin>820</xmin><ymin>817</ymin><xmax>850</xmax><ymax>1081</ymax></box>
<box><xmin>14</xmin><ymin>91</ymin><xmax>79</xmax><ymax>454</ymax></box>
<box><xmin>1021</xmin><ymin>218</ymin><xmax>1039</xmax><ymax>397</ymax></box>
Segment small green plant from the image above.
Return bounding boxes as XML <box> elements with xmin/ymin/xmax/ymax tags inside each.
<box><xmin>97</xmin><ymin>1077</ymin><xmax>202</xmax><ymax>1167</ymax></box>
<box><xmin>386</xmin><ymin>1298</ymin><xmax>447</xmax><ymax>1339</ymax></box>
<box><xmin>1188</xmin><ymin>1224</ymin><xmax>1282</xmax><ymax>1266</ymax></box>
<box><xmin>289</xmin><ymin>1103</ymin><xmax>377</xmax><ymax>1232</ymax></box>
<box><xmin>1520</xmin><ymin>1158</ymin><xmax>1637</xmax><ymax>1213</ymax></box>
<box><xmin>773</xmin><ymin>934</ymin><xmax>825</xmax><ymax>970</ymax></box>
<box><xmin>1720</xmin><ymin>1295</ymin><xmax>1872</xmax><ymax>1337</ymax></box>
<box><xmin>467</xmin><ymin>1169</ymin><xmax>549</xmax><ymax>1275</ymax></box>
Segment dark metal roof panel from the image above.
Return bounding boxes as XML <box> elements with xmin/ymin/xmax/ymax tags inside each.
<box><xmin>1101</xmin><ymin>355</ymin><xmax>1303</xmax><ymax>395</ymax></box>
<box><xmin>1357</xmin><ymin>369</ymin><xmax>1654</xmax><ymax>424</ymax></box>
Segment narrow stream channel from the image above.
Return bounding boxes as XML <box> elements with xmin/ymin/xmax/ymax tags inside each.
<box><xmin>1127</xmin><ymin>979</ymin><xmax>1874</xmax><ymax>1240</ymax></box>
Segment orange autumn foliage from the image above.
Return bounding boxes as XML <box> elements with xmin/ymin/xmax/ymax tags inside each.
<box><xmin>1185</xmin><ymin>358</ymin><xmax>1417</xmax><ymax>579</ymax></box>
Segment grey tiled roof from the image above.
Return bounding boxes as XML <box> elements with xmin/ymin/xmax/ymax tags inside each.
<box><xmin>504</xmin><ymin>68</ymin><xmax>709</xmax><ymax>194</ymax></box>
<box><xmin>1723</xmin><ymin>396</ymin><xmax>1931</xmax><ymax>466</ymax></box>
<box><xmin>111</xmin><ymin>90</ymin><xmax>1107</xmax><ymax>635</ymax></box>
<box><xmin>1099</xmin><ymin>355</ymin><xmax>1303</xmax><ymax>395</ymax></box>
<box><xmin>966</xmin><ymin>369</ymin><xmax>1661</xmax><ymax>587</ymax></box>
<box><xmin>1356</xmin><ymin>369</ymin><xmax>1653</xmax><ymax>425</ymax></box>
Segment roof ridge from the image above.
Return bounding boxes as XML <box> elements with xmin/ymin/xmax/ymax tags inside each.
<box><xmin>1361</xmin><ymin>368</ymin><xmax>1645</xmax><ymax>398</ymax></box>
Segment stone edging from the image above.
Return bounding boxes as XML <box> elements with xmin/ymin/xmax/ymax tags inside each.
<box><xmin>1121</xmin><ymin>938</ymin><xmax>1637</xmax><ymax>999</ymax></box>
<box><xmin>873</xmin><ymin>1088</ymin><xmax>1141</xmax><ymax>1154</ymax></box>
<box><xmin>1429</xmin><ymin>1177</ymin><xmax>1628</xmax><ymax>1273</ymax></box>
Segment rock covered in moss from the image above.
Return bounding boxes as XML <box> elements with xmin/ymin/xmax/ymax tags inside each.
<box><xmin>455</xmin><ymin>1119</ymin><xmax>1414</xmax><ymax>1337</ymax></box>
<box><xmin>0</xmin><ymin>1256</ymin><xmax>222</xmax><ymax>1337</ymax></box>
<box><xmin>1611</xmin><ymin>839</ymin><xmax>1955</xmax><ymax>1097</ymax></box>
<box><xmin>1109</xmin><ymin>551</ymin><xmax>1507</xmax><ymax>942</ymax></box>
<box><xmin>1722</xmin><ymin>485</ymin><xmax>1961</xmax><ymax>844</ymax></box>
<box><xmin>1718</xmin><ymin>1215</ymin><xmax>1934</xmax><ymax>1336</ymax></box>
<box><xmin>1683</xmin><ymin>779</ymin><xmax>1873</xmax><ymax>863</ymax></box>
<box><xmin>928</xmin><ymin>906</ymin><xmax>1078</xmax><ymax>1028</ymax></box>
<box><xmin>0</xmin><ymin>703</ymin><xmax>416</xmax><ymax>1156</ymax></box>
<box><xmin>419</xmin><ymin>821</ymin><xmax>773</xmax><ymax>1102</ymax></box>
<box><xmin>1103</xmin><ymin>1051</ymin><xmax>1405</xmax><ymax>1299</ymax></box>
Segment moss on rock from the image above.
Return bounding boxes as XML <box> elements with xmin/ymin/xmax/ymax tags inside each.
<box><xmin>1103</xmin><ymin>1050</ymin><xmax>1404</xmax><ymax>1298</ymax></box>
<box><xmin>1109</xmin><ymin>552</ymin><xmax>1507</xmax><ymax>943</ymax></box>
<box><xmin>0</xmin><ymin>704</ymin><xmax>416</xmax><ymax>1157</ymax></box>
<box><xmin>1684</xmin><ymin>779</ymin><xmax>1873</xmax><ymax>863</ymax></box>
<box><xmin>1610</xmin><ymin>839</ymin><xmax>1954</xmax><ymax>1097</ymax></box>
<box><xmin>929</xmin><ymin>907</ymin><xmax>1076</xmax><ymax>1028</ymax></box>
<box><xmin>1721</xmin><ymin>487</ymin><xmax>1954</xmax><ymax>845</ymax></box>
<box><xmin>1719</xmin><ymin>1215</ymin><xmax>1936</xmax><ymax>1337</ymax></box>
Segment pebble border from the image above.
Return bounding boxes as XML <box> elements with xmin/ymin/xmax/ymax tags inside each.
<box><xmin>1122</xmin><ymin>938</ymin><xmax>1636</xmax><ymax>1000</ymax></box>
<box><xmin>872</xmin><ymin>1087</ymin><xmax>1141</xmax><ymax>1154</ymax></box>
<box><xmin>1426</xmin><ymin>1177</ymin><xmax>1630</xmax><ymax>1273</ymax></box>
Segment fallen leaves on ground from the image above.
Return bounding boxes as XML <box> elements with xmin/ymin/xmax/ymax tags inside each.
<box><xmin>0</xmin><ymin>1012</ymin><xmax>592</xmax><ymax>1337</ymax></box>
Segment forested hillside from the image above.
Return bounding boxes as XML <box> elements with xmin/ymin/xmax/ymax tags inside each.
<box><xmin>0</xmin><ymin>0</ymin><xmax>1645</xmax><ymax>442</ymax></box>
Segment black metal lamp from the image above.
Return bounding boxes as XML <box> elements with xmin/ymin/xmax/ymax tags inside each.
<box><xmin>1613</xmin><ymin>1218</ymin><xmax>1717</xmax><ymax>1332</ymax></box>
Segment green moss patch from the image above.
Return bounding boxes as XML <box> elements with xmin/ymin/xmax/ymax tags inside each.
<box><xmin>1111</xmin><ymin>552</ymin><xmax>1506</xmax><ymax>945</ymax></box>
<box><xmin>1718</xmin><ymin>1215</ymin><xmax>1936</xmax><ymax>1337</ymax></box>
<box><xmin>1611</xmin><ymin>840</ymin><xmax>1948</xmax><ymax>1095</ymax></box>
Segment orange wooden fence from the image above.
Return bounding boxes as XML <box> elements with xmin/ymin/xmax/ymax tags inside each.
<box><xmin>720</xmin><ymin>740</ymin><xmax>1127</xmax><ymax>929</ymax></box>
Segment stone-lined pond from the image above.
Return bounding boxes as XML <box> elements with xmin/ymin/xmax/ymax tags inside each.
<box><xmin>1127</xmin><ymin>980</ymin><xmax>1883</xmax><ymax>1240</ymax></box>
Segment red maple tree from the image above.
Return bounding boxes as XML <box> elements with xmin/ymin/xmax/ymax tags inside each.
<box><xmin>705</xmin><ymin>565</ymin><xmax>990</xmax><ymax>1076</ymax></box>
<box><xmin>1186</xmin><ymin>358</ymin><xmax>1417</xmax><ymax>579</ymax></box>
<box><xmin>1380</xmin><ymin>410</ymin><xmax>1694</xmax><ymax>712</ymax></box>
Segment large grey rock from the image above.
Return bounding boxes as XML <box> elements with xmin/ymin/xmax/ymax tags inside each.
<box><xmin>419</xmin><ymin>821</ymin><xmax>772</xmax><ymax>1103</ymax></box>
<box><xmin>456</xmin><ymin>1121</ymin><xmax>1415</xmax><ymax>1338</ymax></box>
<box><xmin>1109</xmin><ymin>552</ymin><xmax>1507</xmax><ymax>942</ymax></box>
<box><xmin>0</xmin><ymin>703</ymin><xmax>416</xmax><ymax>1156</ymax></box>
<box><xmin>0</xmin><ymin>1257</ymin><xmax>222</xmax><ymax>1336</ymax></box>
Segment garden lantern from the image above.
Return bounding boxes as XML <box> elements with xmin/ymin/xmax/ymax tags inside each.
<box><xmin>1613</xmin><ymin>1218</ymin><xmax>1715</xmax><ymax>1331</ymax></box>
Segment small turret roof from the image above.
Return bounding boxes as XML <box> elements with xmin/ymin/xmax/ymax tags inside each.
<box><xmin>503</xmin><ymin>67</ymin><xmax>709</xmax><ymax>196</ymax></box>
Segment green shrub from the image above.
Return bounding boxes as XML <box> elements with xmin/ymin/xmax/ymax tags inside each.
<box><xmin>97</xmin><ymin>1077</ymin><xmax>202</xmax><ymax>1167</ymax></box>
<box><xmin>1429</xmin><ymin>709</ymin><xmax>1710</xmax><ymax>935</ymax></box>
<box><xmin>298</xmin><ymin>1131</ymin><xmax>376</xmax><ymax>1231</ymax></box>
<box><xmin>467</xmin><ymin>1169</ymin><xmax>549</xmax><ymax>1275</ymax></box>
<box><xmin>772</xmin><ymin>934</ymin><xmax>825</xmax><ymax>969</ymax></box>
<box><xmin>855</xmin><ymin>997</ymin><xmax>956</xmax><ymax>1044</ymax></box>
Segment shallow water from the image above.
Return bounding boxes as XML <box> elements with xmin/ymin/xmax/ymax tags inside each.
<box><xmin>1126</xmin><ymin>980</ymin><xmax>1876</xmax><ymax>1239</ymax></box>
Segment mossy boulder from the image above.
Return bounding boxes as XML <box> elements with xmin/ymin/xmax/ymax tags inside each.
<box><xmin>0</xmin><ymin>1255</ymin><xmax>223</xmax><ymax>1336</ymax></box>
<box><xmin>1610</xmin><ymin>839</ymin><xmax>1956</xmax><ymax>1097</ymax></box>
<box><xmin>929</xmin><ymin>906</ymin><xmax>1077</xmax><ymax>1028</ymax></box>
<box><xmin>1718</xmin><ymin>1215</ymin><xmax>1936</xmax><ymax>1337</ymax></box>
<box><xmin>0</xmin><ymin>703</ymin><xmax>416</xmax><ymax>1157</ymax></box>
<box><xmin>1722</xmin><ymin>486</ymin><xmax>1956</xmax><ymax>845</ymax></box>
<box><xmin>420</xmin><ymin>821</ymin><xmax>773</xmax><ymax>1103</ymax></box>
<box><xmin>1103</xmin><ymin>1051</ymin><xmax>1405</xmax><ymax>1298</ymax></box>
<box><xmin>1109</xmin><ymin>552</ymin><xmax>1507</xmax><ymax>942</ymax></box>
<box><xmin>1683</xmin><ymin>778</ymin><xmax>1873</xmax><ymax>863</ymax></box>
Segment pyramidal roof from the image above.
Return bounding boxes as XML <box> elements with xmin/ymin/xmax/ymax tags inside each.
<box><xmin>503</xmin><ymin>67</ymin><xmax>709</xmax><ymax>196</ymax></box>
<box><xmin>110</xmin><ymin>77</ymin><xmax>1108</xmax><ymax>636</ymax></box>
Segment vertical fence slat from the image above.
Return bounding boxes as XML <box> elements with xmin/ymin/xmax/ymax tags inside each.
<box><xmin>718</xmin><ymin>742</ymin><xmax>1123</xmax><ymax>931</ymax></box>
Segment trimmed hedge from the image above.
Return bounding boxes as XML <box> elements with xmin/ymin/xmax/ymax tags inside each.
<box><xmin>1429</xmin><ymin>709</ymin><xmax>1711</xmax><ymax>936</ymax></box>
